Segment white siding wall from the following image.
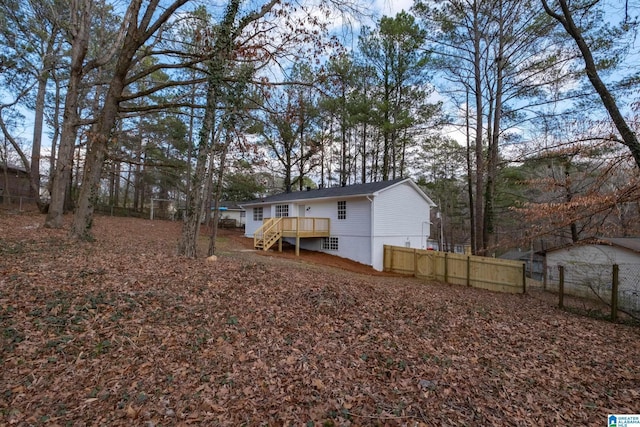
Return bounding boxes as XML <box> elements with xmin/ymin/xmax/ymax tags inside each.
<box><xmin>244</xmin><ymin>206</ymin><xmax>268</xmax><ymax>237</ymax></box>
<box><xmin>244</xmin><ymin>203</ymin><xmax>292</xmax><ymax>236</ymax></box>
<box><xmin>301</xmin><ymin>197</ymin><xmax>373</xmax><ymax>267</ymax></box>
<box><xmin>370</xmin><ymin>182</ymin><xmax>431</xmax><ymax>270</ymax></box>
<box><xmin>547</xmin><ymin>245</ymin><xmax>634</xmax><ymax>267</ymax></box>
<box><xmin>546</xmin><ymin>245</ymin><xmax>640</xmax><ymax>311</ymax></box>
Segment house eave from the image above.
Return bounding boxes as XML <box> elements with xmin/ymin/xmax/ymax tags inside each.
<box><xmin>373</xmin><ymin>178</ymin><xmax>437</xmax><ymax>207</ymax></box>
<box><xmin>240</xmin><ymin>178</ymin><xmax>437</xmax><ymax>208</ymax></box>
<box><xmin>240</xmin><ymin>192</ymin><xmax>378</xmax><ymax>208</ymax></box>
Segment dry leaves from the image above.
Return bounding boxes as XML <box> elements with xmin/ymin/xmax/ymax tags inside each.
<box><xmin>0</xmin><ymin>213</ymin><xmax>639</xmax><ymax>425</ymax></box>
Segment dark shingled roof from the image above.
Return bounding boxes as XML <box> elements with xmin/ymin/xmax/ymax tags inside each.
<box><xmin>596</xmin><ymin>237</ymin><xmax>640</xmax><ymax>253</ymax></box>
<box><xmin>0</xmin><ymin>164</ymin><xmax>27</xmax><ymax>173</ymax></box>
<box><xmin>241</xmin><ymin>178</ymin><xmax>412</xmax><ymax>205</ymax></box>
<box><xmin>500</xmin><ymin>249</ymin><xmax>544</xmax><ymax>262</ymax></box>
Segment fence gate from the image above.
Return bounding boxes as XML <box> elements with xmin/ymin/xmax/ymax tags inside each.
<box><xmin>384</xmin><ymin>245</ymin><xmax>525</xmax><ymax>294</ymax></box>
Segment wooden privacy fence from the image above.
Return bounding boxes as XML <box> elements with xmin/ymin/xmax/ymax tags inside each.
<box><xmin>384</xmin><ymin>245</ymin><xmax>526</xmax><ymax>294</ymax></box>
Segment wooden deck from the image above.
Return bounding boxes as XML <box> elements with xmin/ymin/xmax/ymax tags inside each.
<box><xmin>254</xmin><ymin>217</ymin><xmax>330</xmax><ymax>254</ymax></box>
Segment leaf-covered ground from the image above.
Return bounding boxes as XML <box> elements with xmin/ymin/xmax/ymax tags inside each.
<box><xmin>1</xmin><ymin>213</ymin><xmax>639</xmax><ymax>426</ymax></box>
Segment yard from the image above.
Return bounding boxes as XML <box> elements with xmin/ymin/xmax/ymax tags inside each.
<box><xmin>1</xmin><ymin>213</ymin><xmax>639</xmax><ymax>426</ymax></box>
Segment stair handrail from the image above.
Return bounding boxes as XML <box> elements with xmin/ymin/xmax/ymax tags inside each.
<box><xmin>254</xmin><ymin>217</ymin><xmax>282</xmax><ymax>248</ymax></box>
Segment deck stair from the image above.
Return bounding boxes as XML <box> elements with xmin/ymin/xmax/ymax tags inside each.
<box><xmin>254</xmin><ymin>217</ymin><xmax>282</xmax><ymax>251</ymax></box>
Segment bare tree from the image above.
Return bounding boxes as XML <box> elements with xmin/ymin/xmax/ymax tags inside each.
<box><xmin>71</xmin><ymin>0</ymin><xmax>192</xmax><ymax>239</ymax></box>
<box><xmin>0</xmin><ymin>0</ymin><xmax>64</xmax><ymax>211</ymax></box>
<box><xmin>541</xmin><ymin>0</ymin><xmax>640</xmax><ymax>168</ymax></box>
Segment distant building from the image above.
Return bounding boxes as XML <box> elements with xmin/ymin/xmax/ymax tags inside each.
<box><xmin>500</xmin><ymin>249</ymin><xmax>544</xmax><ymax>281</ymax></box>
<box><xmin>0</xmin><ymin>164</ymin><xmax>31</xmax><ymax>201</ymax></box>
<box><xmin>211</xmin><ymin>201</ymin><xmax>246</xmax><ymax>228</ymax></box>
<box><xmin>543</xmin><ymin>237</ymin><xmax>640</xmax><ymax>313</ymax></box>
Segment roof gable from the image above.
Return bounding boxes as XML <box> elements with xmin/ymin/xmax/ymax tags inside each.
<box><xmin>0</xmin><ymin>164</ymin><xmax>27</xmax><ymax>174</ymax></box>
<box><xmin>543</xmin><ymin>237</ymin><xmax>640</xmax><ymax>255</ymax></box>
<box><xmin>241</xmin><ymin>178</ymin><xmax>435</xmax><ymax>206</ymax></box>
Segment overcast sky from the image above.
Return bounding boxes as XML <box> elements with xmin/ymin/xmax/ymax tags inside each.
<box><xmin>373</xmin><ymin>0</ymin><xmax>414</xmax><ymax>16</ymax></box>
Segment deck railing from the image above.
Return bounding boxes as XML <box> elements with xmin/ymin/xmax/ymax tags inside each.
<box><xmin>254</xmin><ymin>217</ymin><xmax>281</xmax><ymax>250</ymax></box>
<box><xmin>254</xmin><ymin>217</ymin><xmax>330</xmax><ymax>251</ymax></box>
<box><xmin>279</xmin><ymin>217</ymin><xmax>330</xmax><ymax>237</ymax></box>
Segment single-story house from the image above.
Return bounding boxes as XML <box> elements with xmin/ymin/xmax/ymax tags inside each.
<box><xmin>543</xmin><ymin>237</ymin><xmax>640</xmax><ymax>312</ymax></box>
<box><xmin>241</xmin><ymin>178</ymin><xmax>436</xmax><ymax>271</ymax></box>
<box><xmin>0</xmin><ymin>164</ymin><xmax>31</xmax><ymax>200</ymax></box>
<box><xmin>212</xmin><ymin>201</ymin><xmax>246</xmax><ymax>228</ymax></box>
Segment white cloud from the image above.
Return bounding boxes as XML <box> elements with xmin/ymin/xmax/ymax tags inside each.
<box><xmin>373</xmin><ymin>0</ymin><xmax>415</xmax><ymax>17</ymax></box>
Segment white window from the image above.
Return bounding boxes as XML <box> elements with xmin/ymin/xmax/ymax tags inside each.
<box><xmin>322</xmin><ymin>237</ymin><xmax>339</xmax><ymax>251</ymax></box>
<box><xmin>337</xmin><ymin>200</ymin><xmax>346</xmax><ymax>220</ymax></box>
<box><xmin>253</xmin><ymin>207</ymin><xmax>263</xmax><ymax>221</ymax></box>
<box><xmin>275</xmin><ymin>204</ymin><xmax>289</xmax><ymax>217</ymax></box>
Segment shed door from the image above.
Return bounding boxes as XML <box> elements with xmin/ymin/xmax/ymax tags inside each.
<box><xmin>298</xmin><ymin>205</ymin><xmax>306</xmax><ymax>217</ymax></box>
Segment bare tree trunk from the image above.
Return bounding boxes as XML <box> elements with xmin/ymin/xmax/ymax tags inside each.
<box><xmin>209</xmin><ymin>141</ymin><xmax>230</xmax><ymax>256</ymax></box>
<box><xmin>1</xmin><ymin>147</ymin><xmax>9</xmax><ymax>206</ymax></box>
<box><xmin>48</xmin><ymin>69</ymin><xmax>63</xmax><ymax>198</ymax></box>
<box><xmin>473</xmin><ymin>3</ymin><xmax>485</xmax><ymax>255</ymax></box>
<box><xmin>45</xmin><ymin>0</ymin><xmax>92</xmax><ymax>229</ymax></box>
<box><xmin>133</xmin><ymin>127</ymin><xmax>143</xmax><ymax>212</ymax></box>
<box><xmin>178</xmin><ymin>85</ymin><xmax>217</xmax><ymax>258</ymax></box>
<box><xmin>123</xmin><ymin>163</ymin><xmax>131</xmax><ymax>209</ymax></box>
<box><xmin>466</xmin><ymin>86</ymin><xmax>475</xmax><ymax>256</ymax></box>
<box><xmin>179</xmin><ymin>0</ymin><xmax>244</xmax><ymax>257</ymax></box>
<box><xmin>31</xmin><ymin>73</ymin><xmax>47</xmax><ymax>207</ymax></box>
<box><xmin>31</xmin><ymin>29</ymin><xmax>59</xmax><ymax>212</ymax></box>
<box><xmin>483</xmin><ymin>0</ymin><xmax>506</xmax><ymax>253</ymax></box>
<box><xmin>70</xmin><ymin>0</ymin><xmax>190</xmax><ymax>239</ymax></box>
<box><xmin>562</xmin><ymin>158</ymin><xmax>580</xmax><ymax>242</ymax></box>
<box><xmin>361</xmin><ymin>122</ymin><xmax>368</xmax><ymax>183</ymax></box>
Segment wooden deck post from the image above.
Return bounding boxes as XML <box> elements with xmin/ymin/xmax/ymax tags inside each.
<box><xmin>295</xmin><ymin>217</ymin><xmax>300</xmax><ymax>256</ymax></box>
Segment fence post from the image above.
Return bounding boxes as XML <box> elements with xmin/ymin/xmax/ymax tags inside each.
<box><xmin>611</xmin><ymin>264</ymin><xmax>619</xmax><ymax>322</ymax></box>
<box><xmin>466</xmin><ymin>256</ymin><xmax>471</xmax><ymax>287</ymax></box>
<box><xmin>383</xmin><ymin>246</ymin><xmax>388</xmax><ymax>271</ymax></box>
<box><xmin>558</xmin><ymin>265</ymin><xmax>564</xmax><ymax>309</ymax></box>
<box><xmin>543</xmin><ymin>256</ymin><xmax>547</xmax><ymax>291</ymax></box>
<box><xmin>414</xmin><ymin>249</ymin><xmax>418</xmax><ymax>277</ymax></box>
<box><xmin>444</xmin><ymin>252</ymin><xmax>449</xmax><ymax>283</ymax></box>
<box><xmin>522</xmin><ymin>263</ymin><xmax>527</xmax><ymax>294</ymax></box>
